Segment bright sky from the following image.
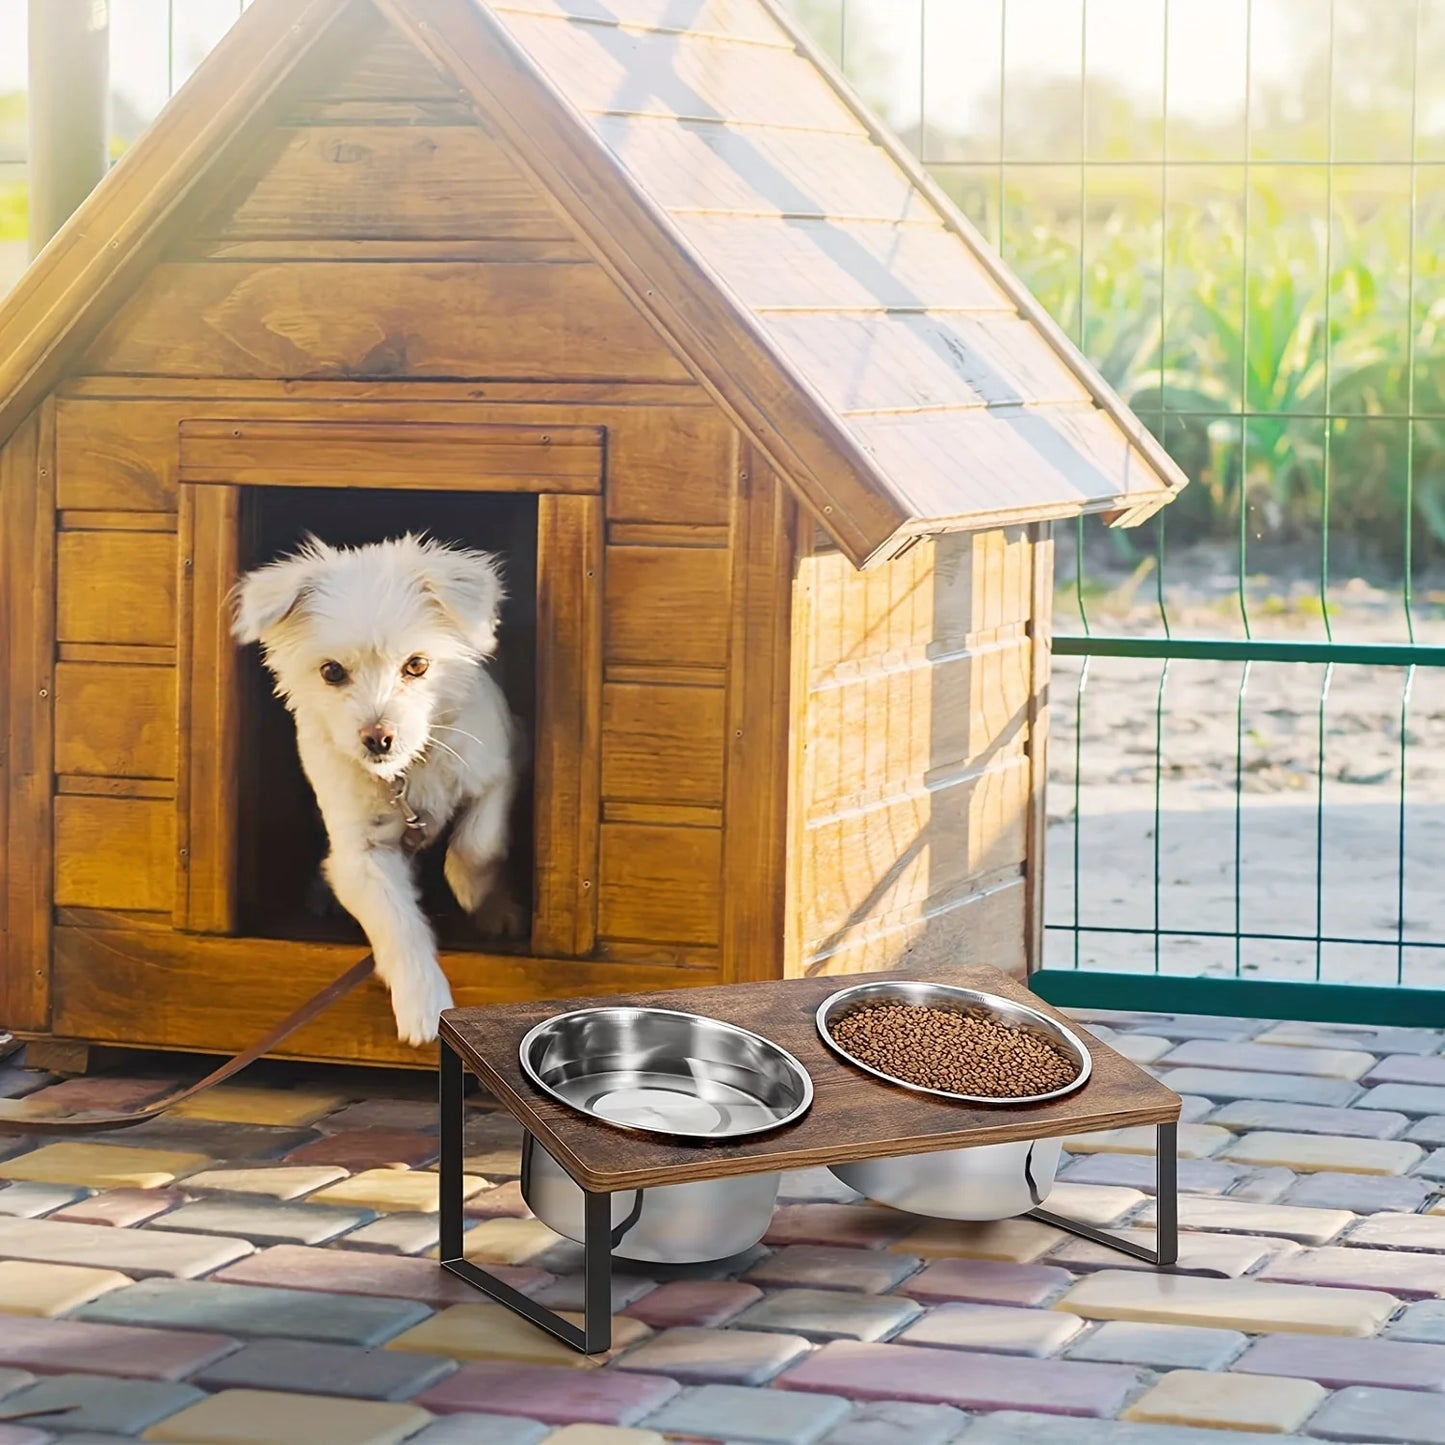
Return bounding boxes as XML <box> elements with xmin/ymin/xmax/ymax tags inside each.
<box><xmin>0</xmin><ymin>0</ymin><xmax>1299</xmax><ymax>133</ymax></box>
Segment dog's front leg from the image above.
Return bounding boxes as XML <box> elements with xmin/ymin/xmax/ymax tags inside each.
<box><xmin>445</xmin><ymin>782</ymin><xmax>524</xmax><ymax>939</ymax></box>
<box><xmin>324</xmin><ymin>844</ymin><xmax>453</xmax><ymax>1045</ymax></box>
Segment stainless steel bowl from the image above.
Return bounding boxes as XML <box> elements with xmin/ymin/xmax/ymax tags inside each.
<box><xmin>522</xmin><ymin>1133</ymin><xmax>783</xmax><ymax>1264</ymax></box>
<box><xmin>519</xmin><ymin>1005</ymin><xmax>814</xmax><ymax>1140</ymax></box>
<box><xmin>830</xmin><ymin>1137</ymin><xmax>1065</xmax><ymax>1220</ymax></box>
<box><xmin>815</xmin><ymin>980</ymin><xmax>1092</xmax><ymax>1105</ymax></box>
<box><xmin>517</xmin><ymin>1005</ymin><xmax>812</xmax><ymax>1262</ymax></box>
<box><xmin>816</xmin><ymin>980</ymin><xmax>1089</xmax><ymax>1220</ymax></box>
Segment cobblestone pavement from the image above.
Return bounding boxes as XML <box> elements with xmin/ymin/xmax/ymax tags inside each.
<box><xmin>1</xmin><ymin>1012</ymin><xmax>1444</xmax><ymax>1443</ymax></box>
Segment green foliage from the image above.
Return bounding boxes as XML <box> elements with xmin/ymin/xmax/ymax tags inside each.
<box><xmin>0</xmin><ymin>180</ymin><xmax>25</xmax><ymax>243</ymax></box>
<box><xmin>990</xmin><ymin>173</ymin><xmax>1445</xmax><ymax>565</ymax></box>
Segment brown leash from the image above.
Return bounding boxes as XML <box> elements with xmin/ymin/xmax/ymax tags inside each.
<box><xmin>0</xmin><ymin>954</ymin><xmax>376</xmax><ymax>1134</ymax></box>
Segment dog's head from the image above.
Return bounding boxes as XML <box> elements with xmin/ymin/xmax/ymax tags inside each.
<box><xmin>232</xmin><ymin>534</ymin><xmax>504</xmax><ymax>780</ymax></box>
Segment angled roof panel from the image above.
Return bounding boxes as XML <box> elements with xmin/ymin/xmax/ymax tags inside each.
<box><xmin>447</xmin><ymin>0</ymin><xmax>1187</xmax><ymax>558</ymax></box>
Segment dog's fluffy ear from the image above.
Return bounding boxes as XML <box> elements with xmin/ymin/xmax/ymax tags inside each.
<box><xmin>413</xmin><ymin>538</ymin><xmax>505</xmax><ymax>656</ymax></box>
<box><xmin>231</xmin><ymin>539</ymin><xmax>328</xmax><ymax>644</ymax></box>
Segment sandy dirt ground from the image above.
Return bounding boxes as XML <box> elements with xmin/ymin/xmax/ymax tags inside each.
<box><xmin>1044</xmin><ymin>537</ymin><xmax>1445</xmax><ymax>989</ymax></box>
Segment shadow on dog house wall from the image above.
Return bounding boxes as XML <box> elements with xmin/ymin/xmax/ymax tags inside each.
<box><xmin>0</xmin><ymin>0</ymin><xmax>1185</xmax><ymax>1068</ymax></box>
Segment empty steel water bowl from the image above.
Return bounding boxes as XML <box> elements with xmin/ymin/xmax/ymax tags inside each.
<box><xmin>817</xmin><ymin>980</ymin><xmax>1091</xmax><ymax>1220</ymax></box>
<box><xmin>517</xmin><ymin>1006</ymin><xmax>813</xmax><ymax>1262</ymax></box>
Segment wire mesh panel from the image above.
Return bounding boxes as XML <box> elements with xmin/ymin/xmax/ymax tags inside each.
<box><xmin>781</xmin><ymin>0</ymin><xmax>1445</xmax><ymax>1021</ymax></box>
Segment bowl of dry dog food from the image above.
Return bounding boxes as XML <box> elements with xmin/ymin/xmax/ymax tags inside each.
<box><xmin>815</xmin><ymin>980</ymin><xmax>1091</xmax><ymax>1220</ymax></box>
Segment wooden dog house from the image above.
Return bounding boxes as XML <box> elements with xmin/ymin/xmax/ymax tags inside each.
<box><xmin>0</xmin><ymin>0</ymin><xmax>1185</xmax><ymax>1069</ymax></box>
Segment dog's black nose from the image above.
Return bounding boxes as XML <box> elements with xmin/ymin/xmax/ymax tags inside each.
<box><xmin>361</xmin><ymin>723</ymin><xmax>395</xmax><ymax>756</ymax></box>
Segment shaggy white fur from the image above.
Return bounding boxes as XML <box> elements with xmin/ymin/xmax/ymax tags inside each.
<box><xmin>232</xmin><ymin>534</ymin><xmax>521</xmax><ymax>1045</ymax></box>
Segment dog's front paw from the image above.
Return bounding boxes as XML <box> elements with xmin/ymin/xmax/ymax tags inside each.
<box><xmin>474</xmin><ymin>886</ymin><xmax>527</xmax><ymax>940</ymax></box>
<box><xmin>386</xmin><ymin>961</ymin><xmax>454</xmax><ymax>1047</ymax></box>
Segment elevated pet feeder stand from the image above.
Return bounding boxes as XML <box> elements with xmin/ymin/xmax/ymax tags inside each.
<box><xmin>437</xmin><ymin>964</ymin><xmax>1180</xmax><ymax>1355</ymax></box>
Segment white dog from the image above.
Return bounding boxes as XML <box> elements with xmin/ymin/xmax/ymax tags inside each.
<box><xmin>232</xmin><ymin>534</ymin><xmax>522</xmax><ymax>1045</ymax></box>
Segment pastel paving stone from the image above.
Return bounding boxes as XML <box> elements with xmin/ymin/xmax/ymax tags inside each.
<box><xmin>50</xmin><ymin>1188</ymin><xmax>186</xmax><ymax>1228</ymax></box>
<box><xmin>384</xmin><ymin>1302</ymin><xmax>650</xmax><ymax>1367</ymax></box>
<box><xmin>1366</xmin><ymin>1055</ymin><xmax>1445</xmax><ymax>1087</ymax></box>
<box><xmin>1346</xmin><ymin>1212</ymin><xmax>1445</xmax><ymax>1251</ymax></box>
<box><xmin>1256</xmin><ymin>1022</ymin><xmax>1443</xmax><ymax>1055</ymax></box>
<box><xmin>1407</xmin><ymin>1117</ymin><xmax>1445</xmax><ymax>1148</ymax></box>
<box><xmin>1121</xmin><ymin>1369</ymin><xmax>1325</xmax><ymax>1433</ymax></box>
<box><xmin>0</xmin><ymin>1372</ymin><xmax>204</xmax><ymax>1436</ymax></box>
<box><xmin>1108</xmin><ymin>1035</ymin><xmax>1173</xmax><ymax>1064</ymax></box>
<box><xmin>1386</xmin><ymin>1300</ymin><xmax>1445</xmax><ymax>1344</ymax></box>
<box><xmin>1059</xmin><ymin>1153</ymin><xmax>1246</xmax><ymax>1196</ymax></box>
<box><xmin>338</xmin><ymin>1213</ymin><xmax>441</xmax><ymax>1255</ymax></box>
<box><xmin>1206</xmin><ymin>1099</ymin><xmax>1409</xmax><ymax>1139</ymax></box>
<box><xmin>451</xmin><ymin>1217</ymin><xmax>566</xmax><ymax>1265</ymax></box>
<box><xmin>1219</xmin><ymin>1130</ymin><xmax>1423</xmax><ymax>1175</ymax></box>
<box><xmin>895</xmin><ymin>1301</ymin><xmax>1085</xmax><ymax>1357</ymax></box>
<box><xmin>1047</xmin><ymin>1227</ymin><xmax>1289</xmax><ymax>1278</ymax></box>
<box><xmin>285</xmin><ymin>1130</ymin><xmax>440</xmax><ymax>1171</ymax></box>
<box><xmin>529</xmin><ymin>1273</ymin><xmax>656</xmax><ymax>1315</ymax></box>
<box><xmin>734</xmin><ymin>1289</ymin><xmax>920</xmax><ymax>1343</ymax></box>
<box><xmin>147</xmin><ymin>1198</ymin><xmax>373</xmax><ymax>1247</ymax></box>
<box><xmin>1060</xmin><ymin>1124</ymin><xmax>1231</xmax><ymax>1157</ymax></box>
<box><xmin>0</xmin><ymin>1259</ymin><xmax>131</xmax><ymax>1316</ymax></box>
<box><xmin>889</xmin><ymin>1217</ymin><xmax>1065</xmax><ymax>1263</ymax></box>
<box><xmin>1415</xmin><ymin>1147</ymin><xmax>1445</xmax><ymax>1180</ymax></box>
<box><xmin>415</xmin><ymin>1361</ymin><xmax>679</xmax><ymax>1428</ymax></box>
<box><xmin>319</xmin><ymin>1100</ymin><xmax>440</xmax><ymax>1134</ymax></box>
<box><xmin>620</xmin><ymin>1281</ymin><xmax>763</xmax><ymax>1330</ymax></box>
<box><xmin>311</xmin><ymin>1169</ymin><xmax>486</xmax><ymax>1214</ymax></box>
<box><xmin>1133</xmin><ymin>1195</ymin><xmax>1355</xmax><ymax>1245</ymax></box>
<box><xmin>0</xmin><ymin>1217</ymin><xmax>252</xmax><ymax>1278</ymax></box>
<box><xmin>776</xmin><ymin>1340</ymin><xmax>1140</xmax><ymax>1416</ymax></box>
<box><xmin>1064</xmin><ymin>1321</ymin><xmax>1247</xmax><ymax>1371</ymax></box>
<box><xmin>1261</xmin><ymin>1244</ymin><xmax>1445</xmax><ymax>1297</ymax></box>
<box><xmin>1036</xmin><ymin>1183</ymin><xmax>1147</xmax><ymax>1226</ymax></box>
<box><xmin>764</xmin><ymin>1204</ymin><xmax>918</xmax><ymax>1250</ymax></box>
<box><xmin>212</xmin><ymin>1243</ymin><xmax>549</xmax><ymax>1308</ymax></box>
<box><xmin>640</xmin><ymin>1383</ymin><xmax>852</xmax><ymax>1444</ymax></box>
<box><xmin>83</xmin><ymin>1120</ymin><xmax>322</xmax><ymax>1160</ymax></box>
<box><xmin>1159</xmin><ymin>1040</ymin><xmax>1375</xmax><ymax>1079</ymax></box>
<box><xmin>0</xmin><ymin>1142</ymin><xmax>212</xmax><ymax>1190</ymax></box>
<box><xmin>897</xmin><ymin>1257</ymin><xmax>1072</xmax><ymax>1307</ymax></box>
<box><xmin>194</xmin><ymin>1338</ymin><xmax>457</xmax><ymax>1401</ymax></box>
<box><xmin>181</xmin><ymin>1165</ymin><xmax>347</xmax><ymax>1200</ymax></box>
<box><xmin>75</xmin><ymin>1278</ymin><xmax>431</xmax><ymax>1347</ymax></box>
<box><xmin>1307</xmin><ymin>1385</ymin><xmax>1445</xmax><ymax>1444</ymax></box>
<box><xmin>962</xmin><ymin>1413</ymin><xmax>1318</xmax><ymax>1445</ymax></box>
<box><xmin>1053</xmin><ymin>1268</ymin><xmax>1397</xmax><ymax>1335</ymax></box>
<box><xmin>0</xmin><ymin>1316</ymin><xmax>238</xmax><ymax>1381</ymax></box>
<box><xmin>815</xmin><ymin>1400</ymin><xmax>966</xmax><ymax>1445</ymax></box>
<box><xmin>542</xmin><ymin>1430</ymin><xmax>666</xmax><ymax>1445</ymax></box>
<box><xmin>462</xmin><ymin>1182</ymin><xmax>531</xmax><ymax>1220</ymax></box>
<box><xmin>742</xmin><ymin>1246</ymin><xmax>921</xmax><ymax>1295</ymax></box>
<box><xmin>1358</xmin><ymin>1084</ymin><xmax>1445</xmax><ymax>1116</ymax></box>
<box><xmin>407</xmin><ymin>1416</ymin><xmax>548</xmax><ymax>1445</ymax></box>
<box><xmin>1233</xmin><ymin>1331</ymin><xmax>1445</xmax><ymax>1390</ymax></box>
<box><xmin>170</xmin><ymin>1086</ymin><xmax>349</xmax><ymax>1128</ymax></box>
<box><xmin>3</xmin><ymin>1077</ymin><xmax>177</xmax><ymax>1117</ymax></box>
<box><xmin>1156</xmin><ymin>1068</ymin><xmax>1361</xmax><ymax>1108</ymax></box>
<box><xmin>610</xmin><ymin>1327</ymin><xmax>811</xmax><ymax>1386</ymax></box>
<box><xmin>1284</xmin><ymin>1171</ymin><xmax>1437</xmax><ymax>1214</ymax></box>
<box><xmin>142</xmin><ymin>1388</ymin><xmax>433</xmax><ymax>1445</ymax></box>
<box><xmin>0</xmin><ymin>1184</ymin><xmax>83</xmax><ymax>1219</ymax></box>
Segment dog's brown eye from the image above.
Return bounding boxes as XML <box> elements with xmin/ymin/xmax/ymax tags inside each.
<box><xmin>402</xmin><ymin>655</ymin><xmax>430</xmax><ymax>679</ymax></box>
<box><xmin>319</xmin><ymin>661</ymin><xmax>348</xmax><ymax>686</ymax></box>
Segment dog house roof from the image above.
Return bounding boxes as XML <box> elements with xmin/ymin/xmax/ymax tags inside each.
<box><xmin>0</xmin><ymin>0</ymin><xmax>1187</xmax><ymax>568</ymax></box>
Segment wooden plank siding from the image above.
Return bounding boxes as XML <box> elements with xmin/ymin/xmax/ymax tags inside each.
<box><xmin>785</xmin><ymin>527</ymin><xmax>1039</xmax><ymax>980</ymax></box>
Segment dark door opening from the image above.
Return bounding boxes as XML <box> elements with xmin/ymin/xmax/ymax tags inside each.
<box><xmin>235</xmin><ymin>485</ymin><xmax>539</xmax><ymax>953</ymax></box>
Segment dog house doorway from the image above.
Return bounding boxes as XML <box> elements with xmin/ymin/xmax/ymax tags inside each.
<box><xmin>236</xmin><ymin>485</ymin><xmax>539</xmax><ymax>952</ymax></box>
<box><xmin>174</xmin><ymin>417</ymin><xmax>605</xmax><ymax>967</ymax></box>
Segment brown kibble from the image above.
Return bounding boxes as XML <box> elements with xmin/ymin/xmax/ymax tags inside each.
<box><xmin>827</xmin><ymin>1002</ymin><xmax>1079</xmax><ymax>1098</ymax></box>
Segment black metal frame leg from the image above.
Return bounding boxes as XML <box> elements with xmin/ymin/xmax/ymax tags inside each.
<box><xmin>1028</xmin><ymin>1120</ymin><xmax>1179</xmax><ymax>1267</ymax></box>
<box><xmin>438</xmin><ymin>1037</ymin><xmax>614</xmax><ymax>1354</ymax></box>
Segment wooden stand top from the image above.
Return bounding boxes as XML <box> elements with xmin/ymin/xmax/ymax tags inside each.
<box><xmin>440</xmin><ymin>965</ymin><xmax>1181</xmax><ymax>1192</ymax></box>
